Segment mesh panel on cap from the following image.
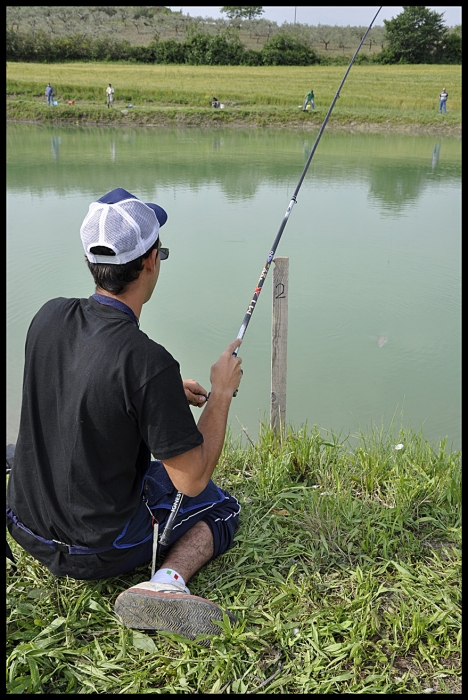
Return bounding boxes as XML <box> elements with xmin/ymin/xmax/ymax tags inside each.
<box><xmin>101</xmin><ymin>206</ymin><xmax>140</xmax><ymax>255</ymax></box>
<box><xmin>80</xmin><ymin>198</ymin><xmax>160</xmax><ymax>264</ymax></box>
<box><xmin>118</xmin><ymin>199</ymin><xmax>159</xmax><ymax>244</ymax></box>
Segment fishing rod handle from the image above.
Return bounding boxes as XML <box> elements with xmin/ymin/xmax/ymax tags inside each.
<box><xmin>203</xmin><ymin>369</ymin><xmax>241</xmax><ymax>401</ymax></box>
<box><xmin>159</xmin><ymin>491</ymin><xmax>184</xmax><ymax>546</ymax></box>
<box><xmin>203</xmin><ymin>345</ymin><xmax>243</xmax><ymax>399</ymax></box>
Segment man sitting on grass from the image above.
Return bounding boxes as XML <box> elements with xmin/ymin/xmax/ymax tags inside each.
<box><xmin>6</xmin><ymin>187</ymin><xmax>243</xmax><ymax>642</ymax></box>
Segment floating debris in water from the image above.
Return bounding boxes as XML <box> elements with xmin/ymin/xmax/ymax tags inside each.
<box><xmin>377</xmin><ymin>335</ymin><xmax>388</xmax><ymax>347</ymax></box>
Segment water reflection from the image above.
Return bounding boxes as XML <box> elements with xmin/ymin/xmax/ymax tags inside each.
<box><xmin>431</xmin><ymin>143</ymin><xmax>441</xmax><ymax>170</ymax></box>
<box><xmin>368</xmin><ymin>162</ymin><xmax>424</xmax><ymax>213</ymax></box>
<box><xmin>110</xmin><ymin>140</ymin><xmax>117</xmax><ymax>162</ymax></box>
<box><xmin>7</xmin><ymin>126</ymin><xmax>460</xmax><ymax>217</ymax></box>
<box><xmin>51</xmin><ymin>136</ymin><xmax>61</xmax><ymax>161</ymax></box>
<box><xmin>301</xmin><ymin>138</ymin><xmax>313</xmax><ymax>162</ymax></box>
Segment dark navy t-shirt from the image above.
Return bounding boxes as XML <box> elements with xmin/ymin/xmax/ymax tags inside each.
<box><xmin>7</xmin><ymin>296</ymin><xmax>203</xmax><ymax>558</ymax></box>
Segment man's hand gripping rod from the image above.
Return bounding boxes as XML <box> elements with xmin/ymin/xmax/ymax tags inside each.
<box><xmin>158</xmin><ymin>6</ymin><xmax>381</xmax><ymax>548</ymax></box>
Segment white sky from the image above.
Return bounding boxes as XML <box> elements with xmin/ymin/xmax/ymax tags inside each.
<box><xmin>167</xmin><ymin>6</ymin><xmax>462</xmax><ymax>28</ymax></box>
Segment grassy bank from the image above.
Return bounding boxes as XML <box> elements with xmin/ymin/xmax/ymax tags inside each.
<box><xmin>7</xmin><ymin>424</ymin><xmax>461</xmax><ymax>694</ymax></box>
<box><xmin>7</xmin><ymin>62</ymin><xmax>461</xmax><ymax>134</ymax></box>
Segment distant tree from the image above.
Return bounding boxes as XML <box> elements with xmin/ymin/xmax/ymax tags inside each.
<box><xmin>442</xmin><ymin>25</ymin><xmax>461</xmax><ymax>64</ymax></box>
<box><xmin>153</xmin><ymin>38</ymin><xmax>186</xmax><ymax>64</ymax></box>
<box><xmin>245</xmin><ymin>17</ymin><xmax>273</xmax><ymax>43</ymax></box>
<box><xmin>382</xmin><ymin>6</ymin><xmax>449</xmax><ymax>63</ymax></box>
<box><xmin>335</xmin><ymin>27</ymin><xmax>349</xmax><ymax>54</ymax></box>
<box><xmin>316</xmin><ymin>24</ymin><xmax>333</xmax><ymax>51</ymax></box>
<box><xmin>56</xmin><ymin>9</ymin><xmax>73</xmax><ymax>26</ymax></box>
<box><xmin>118</xmin><ymin>8</ymin><xmax>129</xmax><ymax>26</ymax></box>
<box><xmin>171</xmin><ymin>14</ymin><xmax>190</xmax><ymax>35</ymax></box>
<box><xmin>8</xmin><ymin>7</ymin><xmax>21</xmax><ymax>32</ymax></box>
<box><xmin>221</xmin><ymin>7</ymin><xmax>264</xmax><ymax>21</ymax></box>
<box><xmin>102</xmin><ymin>8</ymin><xmax>117</xmax><ymax>18</ymax></box>
<box><xmin>76</xmin><ymin>10</ymin><xmax>89</xmax><ymax>23</ymax></box>
<box><xmin>241</xmin><ymin>48</ymin><xmax>263</xmax><ymax>65</ymax></box>
<box><xmin>261</xmin><ymin>33</ymin><xmax>318</xmax><ymax>65</ymax></box>
<box><xmin>184</xmin><ymin>29</ymin><xmax>244</xmax><ymax>65</ymax></box>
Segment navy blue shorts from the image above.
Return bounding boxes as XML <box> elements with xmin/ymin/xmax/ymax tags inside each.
<box><xmin>7</xmin><ymin>461</ymin><xmax>240</xmax><ymax>581</ymax></box>
<box><xmin>104</xmin><ymin>460</ymin><xmax>241</xmax><ymax>577</ymax></box>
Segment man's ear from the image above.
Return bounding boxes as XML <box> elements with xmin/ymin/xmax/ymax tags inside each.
<box><xmin>144</xmin><ymin>248</ymin><xmax>158</xmax><ymax>272</ymax></box>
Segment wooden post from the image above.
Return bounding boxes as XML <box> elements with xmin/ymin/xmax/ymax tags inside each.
<box><xmin>270</xmin><ymin>257</ymin><xmax>289</xmax><ymax>434</ymax></box>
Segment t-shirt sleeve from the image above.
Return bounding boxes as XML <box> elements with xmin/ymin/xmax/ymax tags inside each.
<box><xmin>132</xmin><ymin>363</ymin><xmax>204</xmax><ymax>460</ymax></box>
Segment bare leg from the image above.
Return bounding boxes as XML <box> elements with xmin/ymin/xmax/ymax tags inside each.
<box><xmin>161</xmin><ymin>520</ymin><xmax>214</xmax><ymax>583</ymax></box>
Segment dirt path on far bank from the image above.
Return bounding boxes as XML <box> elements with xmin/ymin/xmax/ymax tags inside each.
<box><xmin>7</xmin><ymin>116</ymin><xmax>461</xmax><ymax>137</ymax></box>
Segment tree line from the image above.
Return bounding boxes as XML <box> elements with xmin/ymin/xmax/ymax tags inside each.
<box><xmin>6</xmin><ymin>29</ymin><xmax>323</xmax><ymax>66</ymax></box>
<box><xmin>6</xmin><ymin>6</ymin><xmax>461</xmax><ymax>66</ymax></box>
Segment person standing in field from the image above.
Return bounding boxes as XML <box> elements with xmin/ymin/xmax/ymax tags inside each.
<box><xmin>303</xmin><ymin>88</ymin><xmax>315</xmax><ymax>111</ymax></box>
<box><xmin>106</xmin><ymin>83</ymin><xmax>115</xmax><ymax>108</ymax></box>
<box><xmin>45</xmin><ymin>83</ymin><xmax>54</xmax><ymax>106</ymax></box>
<box><xmin>439</xmin><ymin>87</ymin><xmax>448</xmax><ymax>114</ymax></box>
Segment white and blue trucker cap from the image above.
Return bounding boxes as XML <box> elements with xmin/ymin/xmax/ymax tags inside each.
<box><xmin>80</xmin><ymin>187</ymin><xmax>168</xmax><ymax>264</ymax></box>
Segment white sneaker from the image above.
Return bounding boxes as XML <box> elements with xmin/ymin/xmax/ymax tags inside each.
<box><xmin>114</xmin><ymin>581</ymin><xmax>235</xmax><ymax>642</ymax></box>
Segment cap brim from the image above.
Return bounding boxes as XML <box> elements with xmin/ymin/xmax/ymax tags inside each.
<box><xmin>145</xmin><ymin>202</ymin><xmax>167</xmax><ymax>227</ymax></box>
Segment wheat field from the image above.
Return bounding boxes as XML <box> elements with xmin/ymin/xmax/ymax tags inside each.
<box><xmin>7</xmin><ymin>62</ymin><xmax>461</xmax><ymax>112</ymax></box>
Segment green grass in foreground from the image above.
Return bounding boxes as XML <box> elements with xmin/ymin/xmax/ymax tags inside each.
<box><xmin>7</xmin><ymin>424</ymin><xmax>461</xmax><ymax>694</ymax></box>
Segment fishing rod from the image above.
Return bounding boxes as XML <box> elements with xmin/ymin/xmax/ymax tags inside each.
<box><xmin>159</xmin><ymin>490</ymin><xmax>183</xmax><ymax>547</ymax></box>
<box><xmin>158</xmin><ymin>6</ymin><xmax>382</xmax><ymax>550</ymax></box>
<box><xmin>233</xmin><ymin>5</ymin><xmax>382</xmax><ymax>356</ymax></box>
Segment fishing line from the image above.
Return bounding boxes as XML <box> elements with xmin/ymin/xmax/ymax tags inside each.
<box><xmin>158</xmin><ymin>6</ymin><xmax>382</xmax><ymax>549</ymax></box>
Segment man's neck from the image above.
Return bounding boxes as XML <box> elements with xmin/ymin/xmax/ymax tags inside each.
<box><xmin>95</xmin><ymin>288</ymin><xmax>143</xmax><ymax>320</ymax></box>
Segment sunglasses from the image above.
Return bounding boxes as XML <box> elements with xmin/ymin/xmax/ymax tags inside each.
<box><xmin>158</xmin><ymin>247</ymin><xmax>169</xmax><ymax>260</ymax></box>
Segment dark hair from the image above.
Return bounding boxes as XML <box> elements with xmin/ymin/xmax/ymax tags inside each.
<box><xmin>86</xmin><ymin>240</ymin><xmax>159</xmax><ymax>294</ymax></box>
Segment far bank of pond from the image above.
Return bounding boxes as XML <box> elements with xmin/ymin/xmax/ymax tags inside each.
<box><xmin>7</xmin><ymin>61</ymin><xmax>461</xmax><ymax>135</ymax></box>
<box><xmin>6</xmin><ymin>100</ymin><xmax>461</xmax><ymax>137</ymax></box>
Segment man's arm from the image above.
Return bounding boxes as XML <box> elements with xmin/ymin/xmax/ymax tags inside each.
<box><xmin>162</xmin><ymin>339</ymin><xmax>242</xmax><ymax>496</ymax></box>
